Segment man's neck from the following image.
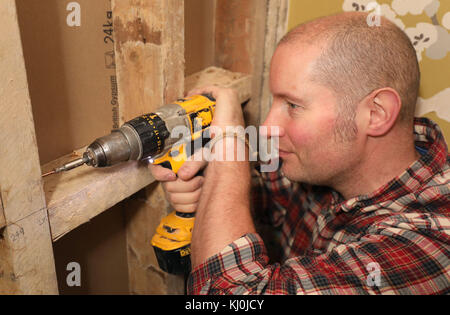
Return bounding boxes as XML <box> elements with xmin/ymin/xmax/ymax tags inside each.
<box><xmin>333</xmin><ymin>129</ymin><xmax>420</xmax><ymax>200</ymax></box>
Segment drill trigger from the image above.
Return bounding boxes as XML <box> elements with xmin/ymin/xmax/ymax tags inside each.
<box><xmin>159</xmin><ymin>161</ymin><xmax>173</xmax><ymax>170</ymax></box>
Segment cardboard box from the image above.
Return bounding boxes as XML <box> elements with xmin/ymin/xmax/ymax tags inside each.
<box><xmin>17</xmin><ymin>0</ymin><xmax>118</xmax><ymax>164</ymax></box>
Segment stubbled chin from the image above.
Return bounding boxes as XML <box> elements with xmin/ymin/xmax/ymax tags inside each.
<box><xmin>280</xmin><ymin>159</ymin><xmax>305</xmax><ymax>183</ymax></box>
<box><xmin>280</xmin><ymin>161</ymin><xmax>293</xmax><ymax>179</ymax></box>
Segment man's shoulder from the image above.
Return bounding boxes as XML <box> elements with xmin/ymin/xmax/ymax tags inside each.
<box><xmin>413</xmin><ymin>159</ymin><xmax>450</xmax><ymax>211</ymax></box>
<box><xmin>350</xmin><ymin>160</ymin><xmax>449</xmax><ymax>229</ymax></box>
<box><xmin>358</xmin><ymin>161</ymin><xmax>449</xmax><ymax>237</ymax></box>
<box><xmin>376</xmin><ymin>155</ymin><xmax>450</xmax><ymax>213</ymax></box>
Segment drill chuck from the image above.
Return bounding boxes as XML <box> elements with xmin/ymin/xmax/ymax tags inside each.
<box><xmin>85</xmin><ymin>124</ymin><xmax>143</xmax><ymax>167</ymax></box>
<box><xmin>85</xmin><ymin>102</ymin><xmax>192</xmax><ymax>168</ymax></box>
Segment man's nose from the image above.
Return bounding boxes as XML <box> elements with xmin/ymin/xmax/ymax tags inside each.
<box><xmin>260</xmin><ymin>107</ymin><xmax>285</xmax><ymax>138</ymax></box>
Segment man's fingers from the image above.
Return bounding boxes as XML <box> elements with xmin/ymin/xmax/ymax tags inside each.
<box><xmin>177</xmin><ymin>149</ymin><xmax>208</xmax><ymax>181</ymax></box>
<box><xmin>166</xmin><ymin>187</ymin><xmax>202</xmax><ymax>206</ymax></box>
<box><xmin>148</xmin><ymin>164</ymin><xmax>176</xmax><ymax>181</ymax></box>
<box><xmin>177</xmin><ymin>161</ymin><xmax>206</xmax><ymax>181</ymax></box>
<box><xmin>163</xmin><ymin>176</ymin><xmax>204</xmax><ymax>193</ymax></box>
<box><xmin>187</xmin><ymin>85</ymin><xmax>220</xmax><ymax>98</ymax></box>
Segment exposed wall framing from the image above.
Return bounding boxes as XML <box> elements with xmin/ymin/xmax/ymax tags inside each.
<box><xmin>0</xmin><ymin>0</ymin><xmax>288</xmax><ymax>294</ymax></box>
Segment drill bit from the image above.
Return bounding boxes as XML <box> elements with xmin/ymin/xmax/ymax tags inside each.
<box><xmin>42</xmin><ymin>170</ymin><xmax>56</xmax><ymax>178</ymax></box>
<box><xmin>42</xmin><ymin>155</ymin><xmax>90</xmax><ymax>177</ymax></box>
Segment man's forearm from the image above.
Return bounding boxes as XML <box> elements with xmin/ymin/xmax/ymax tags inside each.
<box><xmin>191</xmin><ymin>138</ymin><xmax>255</xmax><ymax>268</ymax></box>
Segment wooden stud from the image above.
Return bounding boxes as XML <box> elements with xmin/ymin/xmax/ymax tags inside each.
<box><xmin>214</xmin><ymin>0</ymin><xmax>289</xmax><ymax>127</ymax></box>
<box><xmin>0</xmin><ymin>0</ymin><xmax>57</xmax><ymax>294</ymax></box>
<box><xmin>113</xmin><ymin>0</ymin><xmax>184</xmax><ymax>124</ymax></box>
<box><xmin>0</xmin><ymin>210</ymin><xmax>58</xmax><ymax>294</ymax></box>
<box><xmin>112</xmin><ymin>0</ymin><xmax>186</xmax><ymax>294</ymax></box>
<box><xmin>259</xmin><ymin>0</ymin><xmax>289</xmax><ymax>123</ymax></box>
<box><xmin>215</xmin><ymin>0</ymin><xmax>263</xmax><ymax>128</ymax></box>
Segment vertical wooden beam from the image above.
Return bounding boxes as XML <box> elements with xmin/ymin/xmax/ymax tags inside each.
<box><xmin>259</xmin><ymin>0</ymin><xmax>290</xmax><ymax>123</ymax></box>
<box><xmin>184</xmin><ymin>0</ymin><xmax>215</xmax><ymax>76</ymax></box>
<box><xmin>214</xmin><ymin>0</ymin><xmax>289</xmax><ymax>127</ymax></box>
<box><xmin>0</xmin><ymin>0</ymin><xmax>58</xmax><ymax>294</ymax></box>
<box><xmin>214</xmin><ymin>0</ymin><xmax>263</xmax><ymax>128</ymax></box>
<box><xmin>112</xmin><ymin>0</ymin><xmax>185</xmax><ymax>294</ymax></box>
<box><xmin>113</xmin><ymin>0</ymin><xmax>184</xmax><ymax>124</ymax></box>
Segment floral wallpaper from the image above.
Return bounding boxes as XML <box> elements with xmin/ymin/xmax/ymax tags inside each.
<box><xmin>288</xmin><ymin>0</ymin><xmax>450</xmax><ymax>144</ymax></box>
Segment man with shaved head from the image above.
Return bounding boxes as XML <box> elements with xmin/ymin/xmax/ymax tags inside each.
<box><xmin>150</xmin><ymin>12</ymin><xmax>449</xmax><ymax>295</ymax></box>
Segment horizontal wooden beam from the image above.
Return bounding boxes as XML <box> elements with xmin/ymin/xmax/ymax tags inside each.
<box><xmin>42</xmin><ymin>67</ymin><xmax>252</xmax><ymax>241</ymax></box>
<box><xmin>42</xmin><ymin>150</ymin><xmax>153</xmax><ymax>241</ymax></box>
<box><xmin>185</xmin><ymin>66</ymin><xmax>252</xmax><ymax>103</ymax></box>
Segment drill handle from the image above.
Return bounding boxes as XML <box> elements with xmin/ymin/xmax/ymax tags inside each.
<box><xmin>154</xmin><ymin>142</ymin><xmax>188</xmax><ymax>174</ymax></box>
<box><xmin>154</xmin><ymin>129</ymin><xmax>211</xmax><ymax>174</ymax></box>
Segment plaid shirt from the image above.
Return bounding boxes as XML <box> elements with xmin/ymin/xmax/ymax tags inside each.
<box><xmin>187</xmin><ymin>118</ymin><xmax>450</xmax><ymax>295</ymax></box>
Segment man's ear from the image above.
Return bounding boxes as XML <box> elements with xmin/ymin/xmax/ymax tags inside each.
<box><xmin>363</xmin><ymin>88</ymin><xmax>401</xmax><ymax>137</ymax></box>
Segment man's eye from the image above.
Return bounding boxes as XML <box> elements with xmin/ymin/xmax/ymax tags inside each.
<box><xmin>287</xmin><ymin>102</ymin><xmax>300</xmax><ymax>109</ymax></box>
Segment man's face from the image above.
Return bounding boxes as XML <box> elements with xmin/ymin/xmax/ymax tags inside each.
<box><xmin>262</xmin><ymin>43</ymin><xmax>362</xmax><ymax>186</ymax></box>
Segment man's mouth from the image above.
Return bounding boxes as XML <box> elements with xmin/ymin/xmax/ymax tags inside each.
<box><xmin>278</xmin><ymin>149</ymin><xmax>292</xmax><ymax>158</ymax></box>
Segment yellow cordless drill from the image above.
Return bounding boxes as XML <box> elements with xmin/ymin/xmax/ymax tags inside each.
<box><xmin>46</xmin><ymin>94</ymin><xmax>216</xmax><ymax>275</ymax></box>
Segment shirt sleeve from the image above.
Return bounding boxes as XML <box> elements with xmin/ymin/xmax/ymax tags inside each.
<box><xmin>187</xmin><ymin>212</ymin><xmax>450</xmax><ymax>295</ymax></box>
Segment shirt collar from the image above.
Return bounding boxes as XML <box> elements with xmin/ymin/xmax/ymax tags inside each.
<box><xmin>339</xmin><ymin>117</ymin><xmax>449</xmax><ymax>213</ymax></box>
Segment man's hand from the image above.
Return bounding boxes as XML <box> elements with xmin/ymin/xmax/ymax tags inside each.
<box><xmin>148</xmin><ymin>151</ymin><xmax>207</xmax><ymax>213</ymax></box>
<box><xmin>188</xmin><ymin>86</ymin><xmax>245</xmax><ymax>133</ymax></box>
<box><xmin>149</xmin><ymin>85</ymin><xmax>243</xmax><ymax>213</ymax></box>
